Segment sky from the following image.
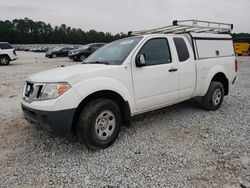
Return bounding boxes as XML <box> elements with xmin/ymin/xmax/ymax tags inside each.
<box><xmin>0</xmin><ymin>0</ymin><xmax>249</xmax><ymax>34</ymax></box>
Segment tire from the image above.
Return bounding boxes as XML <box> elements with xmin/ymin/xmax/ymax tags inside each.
<box><xmin>52</xmin><ymin>54</ymin><xmax>57</xmax><ymax>58</ymax></box>
<box><xmin>200</xmin><ymin>81</ymin><xmax>224</xmax><ymax>111</ymax></box>
<box><xmin>79</xmin><ymin>55</ymin><xmax>86</xmax><ymax>62</ymax></box>
<box><xmin>76</xmin><ymin>98</ymin><xmax>121</xmax><ymax>150</ymax></box>
<box><xmin>0</xmin><ymin>56</ymin><xmax>10</xmax><ymax>65</ymax></box>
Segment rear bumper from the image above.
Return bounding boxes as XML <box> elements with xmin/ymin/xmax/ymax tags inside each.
<box><xmin>22</xmin><ymin>104</ymin><xmax>76</xmax><ymax>135</ymax></box>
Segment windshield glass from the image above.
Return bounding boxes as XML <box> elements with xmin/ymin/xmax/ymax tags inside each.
<box><xmin>84</xmin><ymin>37</ymin><xmax>142</xmax><ymax>65</ymax></box>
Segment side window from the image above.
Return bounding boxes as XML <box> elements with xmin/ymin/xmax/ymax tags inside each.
<box><xmin>173</xmin><ymin>38</ymin><xmax>190</xmax><ymax>62</ymax></box>
<box><xmin>139</xmin><ymin>38</ymin><xmax>172</xmax><ymax>66</ymax></box>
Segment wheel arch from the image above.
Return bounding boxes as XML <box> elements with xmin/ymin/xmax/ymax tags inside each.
<box><xmin>0</xmin><ymin>54</ymin><xmax>10</xmax><ymax>60</ymax></box>
<box><xmin>71</xmin><ymin>90</ymin><xmax>131</xmax><ymax>133</ymax></box>
<box><xmin>211</xmin><ymin>72</ymin><xmax>229</xmax><ymax>96</ymax></box>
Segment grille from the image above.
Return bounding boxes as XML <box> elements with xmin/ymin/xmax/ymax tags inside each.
<box><xmin>23</xmin><ymin>82</ymin><xmax>45</xmax><ymax>102</ymax></box>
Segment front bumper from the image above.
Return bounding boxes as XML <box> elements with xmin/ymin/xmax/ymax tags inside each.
<box><xmin>68</xmin><ymin>55</ymin><xmax>79</xmax><ymax>61</ymax></box>
<box><xmin>22</xmin><ymin>104</ymin><xmax>76</xmax><ymax>135</ymax></box>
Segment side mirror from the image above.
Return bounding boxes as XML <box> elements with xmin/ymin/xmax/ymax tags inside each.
<box><xmin>136</xmin><ymin>54</ymin><xmax>146</xmax><ymax>67</ymax></box>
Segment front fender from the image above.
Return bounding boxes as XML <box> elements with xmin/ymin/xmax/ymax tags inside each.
<box><xmin>72</xmin><ymin>77</ymin><xmax>135</xmax><ymax>112</ymax></box>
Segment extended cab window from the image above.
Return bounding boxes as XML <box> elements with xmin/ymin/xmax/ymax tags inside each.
<box><xmin>173</xmin><ymin>38</ymin><xmax>190</xmax><ymax>62</ymax></box>
<box><xmin>140</xmin><ymin>38</ymin><xmax>171</xmax><ymax>66</ymax></box>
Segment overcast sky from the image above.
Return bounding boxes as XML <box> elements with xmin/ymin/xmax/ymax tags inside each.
<box><xmin>0</xmin><ymin>0</ymin><xmax>249</xmax><ymax>34</ymax></box>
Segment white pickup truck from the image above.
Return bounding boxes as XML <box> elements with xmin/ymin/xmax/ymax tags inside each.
<box><xmin>21</xmin><ymin>21</ymin><xmax>238</xmax><ymax>149</ymax></box>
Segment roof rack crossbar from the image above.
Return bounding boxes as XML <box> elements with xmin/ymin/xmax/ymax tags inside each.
<box><xmin>129</xmin><ymin>19</ymin><xmax>233</xmax><ymax>36</ymax></box>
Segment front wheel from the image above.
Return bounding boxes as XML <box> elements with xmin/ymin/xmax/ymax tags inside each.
<box><xmin>79</xmin><ymin>55</ymin><xmax>86</xmax><ymax>62</ymax></box>
<box><xmin>200</xmin><ymin>81</ymin><xmax>224</xmax><ymax>111</ymax></box>
<box><xmin>52</xmin><ymin>53</ymin><xmax>57</xmax><ymax>58</ymax></box>
<box><xmin>76</xmin><ymin>99</ymin><xmax>121</xmax><ymax>150</ymax></box>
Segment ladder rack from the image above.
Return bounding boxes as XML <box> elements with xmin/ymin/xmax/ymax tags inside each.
<box><xmin>129</xmin><ymin>20</ymin><xmax>233</xmax><ymax>36</ymax></box>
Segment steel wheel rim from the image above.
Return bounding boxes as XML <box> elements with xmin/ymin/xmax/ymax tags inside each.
<box><xmin>95</xmin><ymin>110</ymin><xmax>116</xmax><ymax>140</ymax></box>
<box><xmin>212</xmin><ymin>88</ymin><xmax>222</xmax><ymax>106</ymax></box>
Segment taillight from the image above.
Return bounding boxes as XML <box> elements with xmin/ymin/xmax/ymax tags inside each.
<box><xmin>13</xmin><ymin>49</ymin><xmax>16</xmax><ymax>55</ymax></box>
<box><xmin>235</xmin><ymin>59</ymin><xmax>238</xmax><ymax>72</ymax></box>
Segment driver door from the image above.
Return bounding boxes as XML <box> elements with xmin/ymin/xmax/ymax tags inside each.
<box><xmin>132</xmin><ymin>37</ymin><xmax>179</xmax><ymax>111</ymax></box>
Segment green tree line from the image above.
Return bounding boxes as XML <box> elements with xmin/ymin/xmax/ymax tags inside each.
<box><xmin>232</xmin><ymin>33</ymin><xmax>250</xmax><ymax>43</ymax></box>
<box><xmin>0</xmin><ymin>18</ymin><xmax>127</xmax><ymax>44</ymax></box>
<box><xmin>0</xmin><ymin>18</ymin><xmax>249</xmax><ymax>44</ymax></box>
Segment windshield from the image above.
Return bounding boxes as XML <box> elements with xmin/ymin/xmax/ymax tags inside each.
<box><xmin>84</xmin><ymin>37</ymin><xmax>142</xmax><ymax>65</ymax></box>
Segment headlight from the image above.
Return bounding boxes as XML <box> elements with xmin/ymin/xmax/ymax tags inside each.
<box><xmin>39</xmin><ymin>82</ymin><xmax>71</xmax><ymax>100</ymax></box>
<box><xmin>71</xmin><ymin>51</ymin><xmax>78</xmax><ymax>55</ymax></box>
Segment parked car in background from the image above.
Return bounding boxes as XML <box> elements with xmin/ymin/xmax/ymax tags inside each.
<box><xmin>0</xmin><ymin>42</ymin><xmax>17</xmax><ymax>65</ymax></box>
<box><xmin>68</xmin><ymin>43</ymin><xmax>106</xmax><ymax>62</ymax></box>
<box><xmin>45</xmin><ymin>47</ymin><xmax>73</xmax><ymax>58</ymax></box>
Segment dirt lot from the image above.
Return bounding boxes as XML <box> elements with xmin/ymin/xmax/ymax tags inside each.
<box><xmin>0</xmin><ymin>52</ymin><xmax>250</xmax><ymax>187</ymax></box>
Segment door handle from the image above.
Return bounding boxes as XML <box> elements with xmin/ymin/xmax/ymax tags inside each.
<box><xmin>169</xmin><ymin>68</ymin><xmax>178</xmax><ymax>72</ymax></box>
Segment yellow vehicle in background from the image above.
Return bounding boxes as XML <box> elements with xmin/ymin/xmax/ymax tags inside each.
<box><xmin>234</xmin><ymin>42</ymin><xmax>250</xmax><ymax>56</ymax></box>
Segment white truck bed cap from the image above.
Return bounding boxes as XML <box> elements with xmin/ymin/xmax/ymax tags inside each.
<box><xmin>190</xmin><ymin>32</ymin><xmax>232</xmax><ymax>39</ymax></box>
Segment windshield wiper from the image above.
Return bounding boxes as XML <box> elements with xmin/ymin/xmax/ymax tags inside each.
<box><xmin>82</xmin><ymin>61</ymin><xmax>110</xmax><ymax>65</ymax></box>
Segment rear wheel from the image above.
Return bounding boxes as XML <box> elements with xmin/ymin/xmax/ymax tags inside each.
<box><xmin>76</xmin><ymin>99</ymin><xmax>121</xmax><ymax>150</ymax></box>
<box><xmin>0</xmin><ymin>56</ymin><xmax>10</xmax><ymax>65</ymax></box>
<box><xmin>200</xmin><ymin>81</ymin><xmax>224</xmax><ymax>111</ymax></box>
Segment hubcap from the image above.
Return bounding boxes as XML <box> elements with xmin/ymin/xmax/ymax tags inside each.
<box><xmin>212</xmin><ymin>88</ymin><xmax>222</xmax><ymax>106</ymax></box>
<box><xmin>95</xmin><ymin>110</ymin><xmax>116</xmax><ymax>140</ymax></box>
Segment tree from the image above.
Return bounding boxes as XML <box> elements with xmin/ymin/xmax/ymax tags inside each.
<box><xmin>0</xmin><ymin>18</ymin><xmax>127</xmax><ymax>44</ymax></box>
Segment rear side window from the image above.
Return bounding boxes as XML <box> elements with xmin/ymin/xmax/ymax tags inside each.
<box><xmin>0</xmin><ymin>43</ymin><xmax>12</xmax><ymax>49</ymax></box>
<box><xmin>139</xmin><ymin>38</ymin><xmax>172</xmax><ymax>66</ymax></box>
<box><xmin>173</xmin><ymin>38</ymin><xmax>190</xmax><ymax>62</ymax></box>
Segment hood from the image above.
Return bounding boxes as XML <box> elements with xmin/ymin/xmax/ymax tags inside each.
<box><xmin>27</xmin><ymin>64</ymin><xmax>119</xmax><ymax>84</ymax></box>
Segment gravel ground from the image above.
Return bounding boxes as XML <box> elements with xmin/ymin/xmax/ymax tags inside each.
<box><xmin>0</xmin><ymin>52</ymin><xmax>249</xmax><ymax>187</ymax></box>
